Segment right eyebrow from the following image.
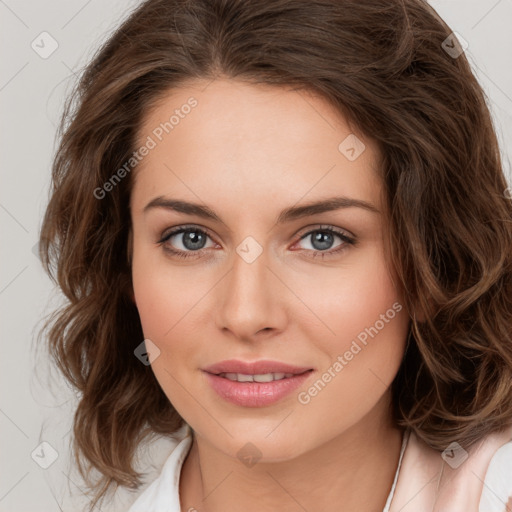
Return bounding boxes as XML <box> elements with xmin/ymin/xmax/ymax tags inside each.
<box><xmin>144</xmin><ymin>197</ymin><xmax>222</xmax><ymax>222</ymax></box>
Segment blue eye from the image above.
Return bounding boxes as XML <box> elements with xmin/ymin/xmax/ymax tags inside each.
<box><xmin>158</xmin><ymin>227</ymin><xmax>215</xmax><ymax>259</ymax></box>
<box><xmin>296</xmin><ymin>228</ymin><xmax>354</xmax><ymax>253</ymax></box>
<box><xmin>157</xmin><ymin>224</ymin><xmax>356</xmax><ymax>260</ymax></box>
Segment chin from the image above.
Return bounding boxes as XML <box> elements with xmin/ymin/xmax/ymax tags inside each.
<box><xmin>203</xmin><ymin>419</ymin><xmax>311</xmax><ymax>461</ymax></box>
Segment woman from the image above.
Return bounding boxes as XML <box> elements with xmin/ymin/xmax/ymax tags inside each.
<box><xmin>38</xmin><ymin>0</ymin><xmax>512</xmax><ymax>511</ymax></box>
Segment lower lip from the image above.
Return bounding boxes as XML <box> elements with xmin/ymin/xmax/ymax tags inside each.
<box><xmin>203</xmin><ymin>370</ymin><xmax>314</xmax><ymax>407</ymax></box>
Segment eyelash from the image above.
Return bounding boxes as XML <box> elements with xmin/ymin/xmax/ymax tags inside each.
<box><xmin>157</xmin><ymin>224</ymin><xmax>356</xmax><ymax>260</ymax></box>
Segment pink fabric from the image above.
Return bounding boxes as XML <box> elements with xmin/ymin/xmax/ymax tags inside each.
<box><xmin>390</xmin><ymin>425</ymin><xmax>512</xmax><ymax>512</ymax></box>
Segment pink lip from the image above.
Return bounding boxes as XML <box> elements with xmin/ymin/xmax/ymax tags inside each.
<box><xmin>202</xmin><ymin>359</ymin><xmax>314</xmax><ymax>407</ymax></box>
<box><xmin>203</xmin><ymin>359</ymin><xmax>313</xmax><ymax>375</ymax></box>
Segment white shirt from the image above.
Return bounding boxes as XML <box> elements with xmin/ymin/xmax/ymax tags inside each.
<box><xmin>127</xmin><ymin>423</ymin><xmax>512</xmax><ymax>512</ymax></box>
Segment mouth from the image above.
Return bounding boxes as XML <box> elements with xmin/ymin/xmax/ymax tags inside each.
<box><xmin>202</xmin><ymin>360</ymin><xmax>315</xmax><ymax>407</ymax></box>
<box><xmin>202</xmin><ymin>359</ymin><xmax>314</xmax><ymax>376</ymax></box>
<box><xmin>213</xmin><ymin>371</ymin><xmax>311</xmax><ymax>383</ymax></box>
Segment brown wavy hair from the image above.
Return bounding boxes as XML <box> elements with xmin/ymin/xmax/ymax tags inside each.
<box><xmin>38</xmin><ymin>0</ymin><xmax>512</xmax><ymax>509</ymax></box>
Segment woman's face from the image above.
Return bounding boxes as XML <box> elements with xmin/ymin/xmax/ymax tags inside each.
<box><xmin>130</xmin><ymin>78</ymin><xmax>410</xmax><ymax>459</ymax></box>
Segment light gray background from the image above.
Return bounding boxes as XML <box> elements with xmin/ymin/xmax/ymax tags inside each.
<box><xmin>1</xmin><ymin>1</ymin><xmax>511</xmax><ymax>511</ymax></box>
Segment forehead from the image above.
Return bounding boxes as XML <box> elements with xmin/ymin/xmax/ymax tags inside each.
<box><xmin>130</xmin><ymin>78</ymin><xmax>383</xmax><ymax>217</ymax></box>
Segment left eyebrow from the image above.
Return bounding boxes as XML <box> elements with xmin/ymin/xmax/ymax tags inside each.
<box><xmin>143</xmin><ymin>195</ymin><xmax>380</xmax><ymax>223</ymax></box>
<box><xmin>275</xmin><ymin>196</ymin><xmax>380</xmax><ymax>223</ymax></box>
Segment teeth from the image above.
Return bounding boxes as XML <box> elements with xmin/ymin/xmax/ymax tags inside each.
<box><xmin>220</xmin><ymin>372</ymin><xmax>293</xmax><ymax>382</ymax></box>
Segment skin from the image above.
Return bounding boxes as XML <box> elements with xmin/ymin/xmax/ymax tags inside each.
<box><xmin>129</xmin><ymin>77</ymin><xmax>411</xmax><ymax>512</ymax></box>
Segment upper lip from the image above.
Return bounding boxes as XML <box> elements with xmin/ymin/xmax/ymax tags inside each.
<box><xmin>203</xmin><ymin>359</ymin><xmax>314</xmax><ymax>376</ymax></box>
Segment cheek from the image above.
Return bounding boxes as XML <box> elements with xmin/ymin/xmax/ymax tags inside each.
<box><xmin>131</xmin><ymin>243</ymin><xmax>216</xmax><ymax>398</ymax></box>
<box><xmin>131</xmin><ymin>240</ymin><xmax>206</xmax><ymax>340</ymax></box>
<box><xmin>292</xmin><ymin>244</ymin><xmax>405</xmax><ymax>355</ymax></box>
<box><xmin>131</xmin><ymin>265</ymin><xmax>171</xmax><ymax>341</ymax></box>
<box><xmin>131</xmin><ymin>250</ymin><xmax>205</xmax><ymax>409</ymax></box>
<box><xmin>297</xmin><ymin>248</ymin><xmax>408</xmax><ymax>417</ymax></box>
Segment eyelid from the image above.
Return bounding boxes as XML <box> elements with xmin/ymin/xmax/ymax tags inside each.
<box><xmin>294</xmin><ymin>224</ymin><xmax>354</xmax><ymax>241</ymax></box>
<box><xmin>158</xmin><ymin>224</ymin><xmax>353</xmax><ymax>244</ymax></box>
<box><xmin>158</xmin><ymin>224</ymin><xmax>217</xmax><ymax>244</ymax></box>
<box><xmin>157</xmin><ymin>223</ymin><xmax>356</xmax><ymax>258</ymax></box>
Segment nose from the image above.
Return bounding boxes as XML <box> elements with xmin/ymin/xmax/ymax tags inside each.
<box><xmin>215</xmin><ymin>245</ymin><xmax>287</xmax><ymax>342</ymax></box>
